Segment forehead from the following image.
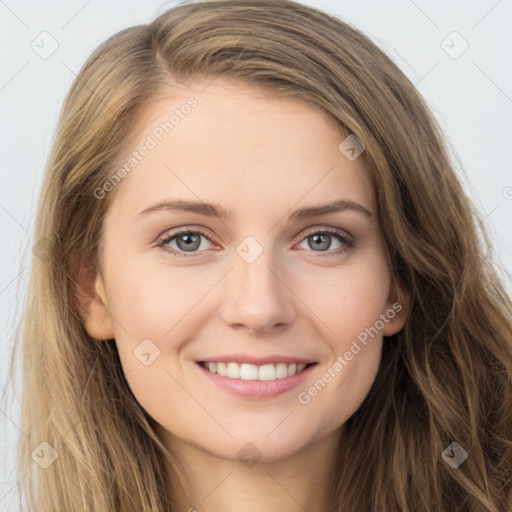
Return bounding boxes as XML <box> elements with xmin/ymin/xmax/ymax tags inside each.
<box><xmin>107</xmin><ymin>78</ymin><xmax>374</xmax><ymax>220</ymax></box>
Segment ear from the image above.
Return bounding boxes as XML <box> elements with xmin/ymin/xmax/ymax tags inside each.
<box><xmin>74</xmin><ymin>261</ymin><xmax>115</xmax><ymax>340</ymax></box>
<box><xmin>381</xmin><ymin>279</ymin><xmax>409</xmax><ymax>337</ymax></box>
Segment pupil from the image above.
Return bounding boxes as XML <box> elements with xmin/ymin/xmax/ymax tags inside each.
<box><xmin>179</xmin><ymin>233</ymin><xmax>199</xmax><ymax>251</ymax></box>
<box><xmin>311</xmin><ymin>234</ymin><xmax>330</xmax><ymax>251</ymax></box>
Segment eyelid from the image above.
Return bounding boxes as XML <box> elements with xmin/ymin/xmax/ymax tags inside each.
<box><xmin>298</xmin><ymin>225</ymin><xmax>354</xmax><ymax>241</ymax></box>
<box><xmin>294</xmin><ymin>226</ymin><xmax>355</xmax><ymax>257</ymax></box>
<box><xmin>156</xmin><ymin>226</ymin><xmax>218</xmax><ymax>256</ymax></box>
<box><xmin>156</xmin><ymin>225</ymin><xmax>355</xmax><ymax>257</ymax></box>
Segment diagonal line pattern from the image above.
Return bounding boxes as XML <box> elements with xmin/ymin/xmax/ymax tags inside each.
<box><xmin>163</xmin><ymin>367</ymin><xmax>234</xmax><ymax>438</ymax></box>
<box><xmin>266</xmin><ymin>267</ymin><xmax>336</xmax><ymax>335</ymax></box>
<box><xmin>0</xmin><ymin>470</ymin><xmax>29</xmax><ymax>505</ymax></box>
<box><xmin>266</xmin><ymin>165</ymin><xmax>337</xmax><ymax>234</ymax></box>
<box><xmin>0</xmin><ymin>0</ymin><xmax>29</xmax><ymax>28</ymax></box>
<box><xmin>464</xmin><ymin>205</ymin><xmax>500</xmax><ymax>283</ymax></box>
<box><xmin>0</xmin><ymin>202</ymin><xmax>29</xmax><ymax>233</ymax></box>
<box><xmin>163</xmin><ymin>267</ymin><xmax>234</xmax><ymax>338</ymax></box>
<box><xmin>200</xmin><ymin>75</ymin><xmax>218</xmax><ymax>94</ymax></box>
<box><xmin>0</xmin><ymin>406</ymin><xmax>29</xmax><ymax>439</ymax></box>
<box><xmin>265</xmin><ymin>410</ymin><xmax>293</xmax><ymax>438</ymax></box>
<box><xmin>0</xmin><ymin>62</ymin><xmax>29</xmax><ymax>92</ymax></box>
<box><xmin>163</xmin><ymin>163</ymin><xmax>234</xmax><ymax>235</ymax></box>
<box><xmin>65</xmin><ymin>269</ymin><xmax>133</xmax><ymax>338</ymax></box>
<box><xmin>61</xmin><ymin>356</ymin><xmax>100</xmax><ymax>439</ymax></box>
<box><xmin>61</xmin><ymin>0</ymin><xmax>92</xmax><ymax>30</ymax></box>
<box><xmin>0</xmin><ymin>266</ymin><xmax>27</xmax><ymax>297</ymax></box>
<box><xmin>265</xmin><ymin>470</ymin><xmax>307</xmax><ymax>510</ymax></box>
<box><xmin>163</xmin><ymin>161</ymin><xmax>338</xmax><ymax>336</ymax></box>
<box><xmin>471</xmin><ymin>0</ymin><xmax>504</xmax><ymax>30</ymax></box>
<box><xmin>201</xmin><ymin>470</ymin><xmax>234</xmax><ymax>502</ymax></box>
<box><xmin>471</xmin><ymin>61</ymin><xmax>512</xmax><ymax>105</ymax></box>
<box><xmin>414</xmin><ymin>61</ymin><xmax>439</xmax><ymax>88</ymax></box>
<box><xmin>386</xmin><ymin>61</ymin><xmax>439</xmax><ymax>115</ymax></box>
<box><xmin>406</xmin><ymin>0</ymin><xmax>439</xmax><ymax>29</ymax></box>
<box><xmin>476</xmin><ymin>205</ymin><xmax>499</xmax><ymax>230</ymax></box>
<box><xmin>61</xmin><ymin>61</ymin><xmax>133</xmax><ymax>133</ymax></box>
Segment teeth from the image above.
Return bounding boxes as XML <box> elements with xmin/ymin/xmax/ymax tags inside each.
<box><xmin>226</xmin><ymin>362</ymin><xmax>241</xmax><ymax>379</ymax></box>
<box><xmin>203</xmin><ymin>361</ymin><xmax>310</xmax><ymax>380</ymax></box>
<box><xmin>216</xmin><ymin>362</ymin><xmax>226</xmax><ymax>376</ymax></box>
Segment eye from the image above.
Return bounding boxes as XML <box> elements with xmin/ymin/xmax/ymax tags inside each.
<box><xmin>157</xmin><ymin>227</ymin><xmax>355</xmax><ymax>258</ymax></box>
<box><xmin>295</xmin><ymin>228</ymin><xmax>355</xmax><ymax>256</ymax></box>
<box><xmin>157</xmin><ymin>228</ymin><xmax>214</xmax><ymax>257</ymax></box>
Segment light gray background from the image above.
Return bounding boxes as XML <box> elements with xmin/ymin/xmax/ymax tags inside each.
<box><xmin>1</xmin><ymin>0</ymin><xmax>511</xmax><ymax>509</ymax></box>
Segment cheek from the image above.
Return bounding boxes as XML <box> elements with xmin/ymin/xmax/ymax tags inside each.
<box><xmin>289</xmin><ymin>260</ymin><xmax>389</xmax><ymax>427</ymax></box>
<box><xmin>294</xmin><ymin>259</ymin><xmax>390</xmax><ymax>344</ymax></box>
<box><xmin>98</xmin><ymin>249</ymin><xmax>391</xmax><ymax>462</ymax></box>
<box><xmin>106</xmin><ymin>257</ymin><xmax>209</xmax><ymax>340</ymax></box>
<box><xmin>298</xmin><ymin>338</ymin><xmax>383</xmax><ymax>441</ymax></box>
<box><xmin>105</xmin><ymin>259</ymin><xmax>225</xmax><ymax>412</ymax></box>
<box><xmin>293</xmin><ymin>266</ymin><xmax>389</xmax><ymax>431</ymax></box>
<box><xmin>105</xmin><ymin>264</ymin><xmax>202</xmax><ymax>426</ymax></box>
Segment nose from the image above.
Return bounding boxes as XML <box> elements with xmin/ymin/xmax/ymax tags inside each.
<box><xmin>219</xmin><ymin>246</ymin><xmax>297</xmax><ymax>334</ymax></box>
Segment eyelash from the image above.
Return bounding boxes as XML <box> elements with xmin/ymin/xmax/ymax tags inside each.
<box><xmin>156</xmin><ymin>227</ymin><xmax>355</xmax><ymax>258</ymax></box>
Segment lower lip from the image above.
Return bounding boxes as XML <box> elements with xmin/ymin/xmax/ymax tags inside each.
<box><xmin>196</xmin><ymin>362</ymin><xmax>317</xmax><ymax>399</ymax></box>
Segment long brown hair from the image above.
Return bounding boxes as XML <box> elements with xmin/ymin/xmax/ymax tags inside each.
<box><xmin>6</xmin><ymin>0</ymin><xmax>512</xmax><ymax>510</ymax></box>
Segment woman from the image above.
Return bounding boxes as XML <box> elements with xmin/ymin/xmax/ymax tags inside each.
<box><xmin>10</xmin><ymin>0</ymin><xmax>512</xmax><ymax>510</ymax></box>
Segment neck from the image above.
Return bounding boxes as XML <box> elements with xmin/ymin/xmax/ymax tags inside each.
<box><xmin>161</xmin><ymin>429</ymin><xmax>341</xmax><ymax>512</ymax></box>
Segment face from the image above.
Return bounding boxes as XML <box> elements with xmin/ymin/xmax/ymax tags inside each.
<box><xmin>82</xmin><ymin>78</ymin><xmax>407</xmax><ymax>463</ymax></box>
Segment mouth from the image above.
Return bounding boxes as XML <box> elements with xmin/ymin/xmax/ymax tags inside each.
<box><xmin>196</xmin><ymin>360</ymin><xmax>318</xmax><ymax>399</ymax></box>
<box><xmin>197</xmin><ymin>361</ymin><xmax>316</xmax><ymax>381</ymax></box>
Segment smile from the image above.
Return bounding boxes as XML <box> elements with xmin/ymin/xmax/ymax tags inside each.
<box><xmin>196</xmin><ymin>360</ymin><xmax>318</xmax><ymax>399</ymax></box>
<box><xmin>198</xmin><ymin>361</ymin><xmax>314</xmax><ymax>381</ymax></box>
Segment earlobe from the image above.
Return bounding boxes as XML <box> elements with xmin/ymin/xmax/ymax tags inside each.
<box><xmin>382</xmin><ymin>281</ymin><xmax>409</xmax><ymax>337</ymax></box>
<box><xmin>75</xmin><ymin>261</ymin><xmax>115</xmax><ymax>341</ymax></box>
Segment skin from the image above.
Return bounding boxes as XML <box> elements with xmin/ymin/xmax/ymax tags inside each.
<box><xmin>79</xmin><ymin>77</ymin><xmax>407</xmax><ymax>512</ymax></box>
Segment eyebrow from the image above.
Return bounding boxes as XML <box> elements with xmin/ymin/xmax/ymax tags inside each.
<box><xmin>138</xmin><ymin>198</ymin><xmax>374</xmax><ymax>220</ymax></box>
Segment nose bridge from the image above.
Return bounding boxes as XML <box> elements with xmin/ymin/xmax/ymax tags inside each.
<box><xmin>219</xmin><ymin>234</ymin><xmax>296</xmax><ymax>332</ymax></box>
<box><xmin>237</xmin><ymin>239</ymin><xmax>280</xmax><ymax>294</ymax></box>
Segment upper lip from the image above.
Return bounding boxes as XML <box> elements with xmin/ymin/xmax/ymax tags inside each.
<box><xmin>196</xmin><ymin>354</ymin><xmax>317</xmax><ymax>366</ymax></box>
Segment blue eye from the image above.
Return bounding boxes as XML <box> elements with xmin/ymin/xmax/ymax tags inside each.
<box><xmin>157</xmin><ymin>229</ymin><xmax>213</xmax><ymax>257</ymax></box>
<box><xmin>297</xmin><ymin>228</ymin><xmax>355</xmax><ymax>255</ymax></box>
<box><xmin>157</xmin><ymin>227</ymin><xmax>355</xmax><ymax>258</ymax></box>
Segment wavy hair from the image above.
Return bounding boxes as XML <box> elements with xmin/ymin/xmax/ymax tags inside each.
<box><xmin>5</xmin><ymin>0</ymin><xmax>512</xmax><ymax>510</ymax></box>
